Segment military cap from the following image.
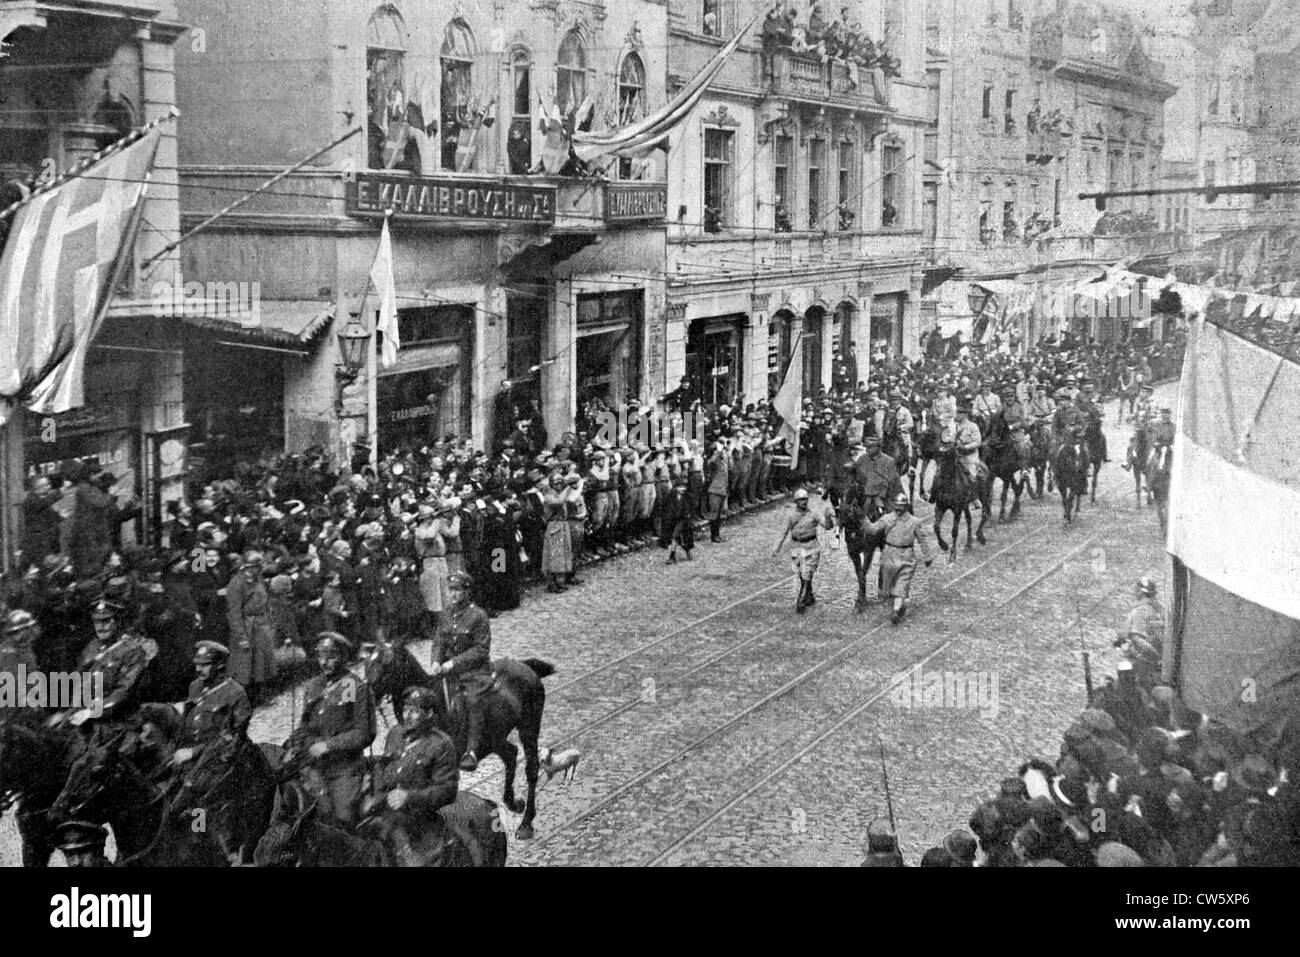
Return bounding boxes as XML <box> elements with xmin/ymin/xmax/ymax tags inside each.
<box><xmin>3</xmin><ymin>608</ymin><xmax>37</xmax><ymax>634</ymax></box>
<box><xmin>864</xmin><ymin>434</ymin><xmax>881</xmax><ymax>445</ymax></box>
<box><xmin>792</xmin><ymin>487</ymin><xmax>810</xmax><ymax>501</ymax></box>
<box><xmin>403</xmin><ymin>686</ymin><xmax>440</xmax><ymax>710</ymax></box>
<box><xmin>447</xmin><ymin>570</ymin><xmax>474</xmax><ymax>589</ymax></box>
<box><xmin>193</xmin><ymin>640</ymin><xmax>231</xmax><ymax>663</ymax></box>
<box><xmin>90</xmin><ymin>600</ymin><xmax>122</xmax><ymax>621</ymax></box>
<box><xmin>55</xmin><ymin>820</ymin><xmax>109</xmax><ymax>853</ymax></box>
<box><xmin>316</xmin><ymin>631</ymin><xmax>353</xmax><ymax>654</ymax></box>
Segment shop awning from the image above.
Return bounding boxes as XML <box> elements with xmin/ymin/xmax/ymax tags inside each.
<box><xmin>176</xmin><ymin>301</ymin><xmax>335</xmax><ymax>352</ymax></box>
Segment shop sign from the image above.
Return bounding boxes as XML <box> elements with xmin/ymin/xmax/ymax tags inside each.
<box><xmin>347</xmin><ymin>172</ymin><xmax>556</xmax><ymax>224</ymax></box>
<box><xmin>605</xmin><ymin>183</ymin><xmax>668</xmax><ymax>223</ymax></box>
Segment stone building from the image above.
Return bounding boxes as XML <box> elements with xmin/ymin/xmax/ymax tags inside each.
<box><xmin>664</xmin><ymin>0</ymin><xmax>929</xmax><ymax>404</ymax></box>
<box><xmin>174</xmin><ymin>0</ymin><xmax>669</xmax><ymax>465</ymax></box>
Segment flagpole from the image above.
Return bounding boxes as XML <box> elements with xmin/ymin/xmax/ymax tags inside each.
<box><xmin>367</xmin><ymin>211</ymin><xmax>389</xmax><ymax>471</ymax></box>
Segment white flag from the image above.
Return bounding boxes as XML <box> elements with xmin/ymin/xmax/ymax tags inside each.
<box><xmin>370</xmin><ymin>218</ymin><xmax>399</xmax><ymax>367</ymax></box>
<box><xmin>773</xmin><ymin>333</ymin><xmax>804</xmax><ymax>470</ymax></box>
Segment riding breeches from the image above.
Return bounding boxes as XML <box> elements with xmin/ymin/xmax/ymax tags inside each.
<box><xmin>302</xmin><ymin>758</ymin><xmax>365</xmax><ymax>825</ymax></box>
<box><xmin>961</xmin><ymin>453</ymin><xmax>981</xmax><ymax>480</ymax></box>
<box><xmin>790</xmin><ymin>544</ymin><xmax>821</xmax><ymax>581</ymax></box>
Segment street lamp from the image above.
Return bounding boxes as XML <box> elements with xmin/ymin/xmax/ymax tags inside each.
<box><xmin>336</xmin><ymin>312</ymin><xmax>370</xmax><ymax>382</ymax></box>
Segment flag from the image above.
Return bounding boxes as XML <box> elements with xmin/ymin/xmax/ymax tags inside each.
<box><xmin>0</xmin><ymin>126</ymin><xmax>162</xmax><ymax>424</ymax></box>
<box><xmin>1167</xmin><ymin>316</ymin><xmax>1300</xmax><ymax>749</ymax></box>
<box><xmin>572</xmin><ymin>12</ymin><xmax>759</xmax><ymax>163</ymax></box>
<box><xmin>369</xmin><ymin>218</ymin><xmax>399</xmax><ymax>367</ymax></box>
<box><xmin>773</xmin><ymin>333</ymin><xmax>804</xmax><ymax>470</ymax></box>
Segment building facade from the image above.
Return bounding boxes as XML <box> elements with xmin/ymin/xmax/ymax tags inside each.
<box><xmin>0</xmin><ymin>0</ymin><xmax>186</xmax><ymax>563</ymax></box>
<box><xmin>174</xmin><ymin>0</ymin><xmax>669</xmax><ymax>465</ymax></box>
<box><xmin>924</xmin><ymin>0</ymin><xmax>1177</xmax><ymax>280</ymax></box>
<box><xmin>664</xmin><ymin>0</ymin><xmax>928</xmax><ymax>404</ymax></box>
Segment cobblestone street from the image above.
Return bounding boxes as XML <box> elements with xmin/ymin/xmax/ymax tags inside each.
<box><xmin>279</xmin><ymin>389</ymin><xmax>1172</xmax><ymax>866</ymax></box>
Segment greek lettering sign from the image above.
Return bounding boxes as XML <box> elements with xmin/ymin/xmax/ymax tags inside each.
<box><xmin>347</xmin><ymin>173</ymin><xmax>556</xmax><ymax>224</ymax></box>
<box><xmin>605</xmin><ymin>183</ymin><xmax>668</xmax><ymax>223</ymax></box>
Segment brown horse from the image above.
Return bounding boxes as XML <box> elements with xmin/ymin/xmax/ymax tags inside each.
<box><xmin>1053</xmin><ymin>437</ymin><xmax>1092</xmax><ymax>524</ymax></box>
<box><xmin>363</xmin><ymin>643</ymin><xmax>554</xmax><ymax>839</ymax></box>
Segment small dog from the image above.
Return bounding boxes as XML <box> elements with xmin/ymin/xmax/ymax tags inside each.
<box><xmin>539</xmin><ymin>746</ymin><xmax>581</xmax><ymax>786</ymax></box>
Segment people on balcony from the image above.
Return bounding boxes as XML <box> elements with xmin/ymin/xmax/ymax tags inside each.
<box><xmin>774</xmin><ymin>202</ymin><xmax>793</xmax><ymax>233</ymax></box>
<box><xmin>881</xmin><ymin>198</ymin><xmax>898</xmax><ymax>228</ymax></box>
<box><xmin>837</xmin><ymin>202</ymin><xmax>855</xmax><ymax>232</ymax></box>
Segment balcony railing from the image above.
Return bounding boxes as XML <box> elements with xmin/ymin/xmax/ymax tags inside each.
<box><xmin>767</xmin><ymin>49</ymin><xmax>888</xmax><ymax>110</ymax></box>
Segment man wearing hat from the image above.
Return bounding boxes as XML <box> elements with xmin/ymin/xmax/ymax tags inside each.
<box><xmin>1146</xmin><ymin>403</ymin><xmax>1175</xmax><ymax>450</ymax></box>
<box><xmin>1075</xmin><ymin>380</ymin><xmax>1109</xmax><ymax>461</ymax></box>
<box><xmin>368</xmin><ymin>685</ymin><xmax>461</xmax><ymax>866</ymax></box>
<box><xmin>772</xmin><ymin>487</ymin><xmax>836</xmax><ymax>613</ymax></box>
<box><xmin>1117</xmin><ymin>363</ymin><xmax>1139</xmax><ymax>422</ymax></box>
<box><xmin>863</xmin><ymin>492</ymin><xmax>934</xmax><ymax>623</ymax></box>
<box><xmin>432</xmin><ymin>572</ymin><xmax>495</xmax><ymax>770</ymax></box>
<box><xmin>225</xmin><ymin>550</ymin><xmax>277</xmax><ymax>706</ymax></box>
<box><xmin>944</xmin><ymin>403</ymin><xmax>983</xmax><ymax>482</ymax></box>
<box><xmin>68</xmin><ymin>600</ymin><xmax>157</xmax><ymax>728</ymax></box>
<box><xmin>886</xmin><ymin>393</ymin><xmax>915</xmax><ymax>465</ymax></box>
<box><xmin>0</xmin><ymin>610</ymin><xmax>39</xmax><ymax>693</ymax></box>
<box><xmin>1117</xmin><ymin>576</ymin><xmax>1165</xmax><ymax>686</ymax></box>
<box><xmin>55</xmin><ymin>820</ymin><xmax>114</xmax><ymax>868</ymax></box>
<box><xmin>290</xmin><ymin>632</ymin><xmax>376</xmax><ymax>825</ymax></box>
<box><xmin>852</xmin><ymin>435</ymin><xmax>902</xmax><ymax>515</ymax></box>
<box><xmin>173</xmin><ymin>641</ymin><xmax>252</xmax><ymax>768</ymax></box>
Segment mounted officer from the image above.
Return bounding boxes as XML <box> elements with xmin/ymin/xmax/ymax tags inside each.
<box><xmin>433</xmin><ymin>572</ymin><xmax>493</xmax><ymax>771</ymax></box>
<box><xmin>172</xmin><ymin>640</ymin><xmax>251</xmax><ymax>769</ymax></box>
<box><xmin>289</xmin><ymin>632</ymin><xmax>377</xmax><ymax>825</ymax></box>
<box><xmin>65</xmin><ymin>600</ymin><xmax>157</xmax><ymax>729</ymax></box>
<box><xmin>853</xmin><ymin>435</ymin><xmax>902</xmax><ymax>517</ymax></box>
<box><xmin>367</xmin><ymin>685</ymin><xmax>461</xmax><ymax>866</ymax></box>
<box><xmin>945</xmin><ymin>403</ymin><xmax>983</xmax><ymax>482</ymax></box>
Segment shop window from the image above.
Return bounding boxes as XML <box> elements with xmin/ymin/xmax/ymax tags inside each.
<box><xmin>557</xmin><ymin>30</ymin><xmax>587</xmax><ymax>116</ymax></box>
<box><xmin>616</xmin><ymin>53</ymin><xmax>647</xmax><ymax>179</ymax></box>
<box><xmin>397</xmin><ymin>303</ymin><xmax>469</xmax><ymax>347</ymax></box>
<box><xmin>703</xmin><ymin>127</ymin><xmax>732</xmax><ymax>232</ymax></box>
<box><xmin>774</xmin><ymin>134</ymin><xmax>793</xmax><ymax>232</ymax></box>
<box><xmin>440</xmin><ymin>19</ymin><xmax>476</xmax><ymax>170</ymax></box>
<box><xmin>509</xmin><ymin>50</ymin><xmax>532</xmax><ymax>175</ymax></box>
<box><xmin>575</xmin><ymin>290</ymin><xmax>644</xmax><ymax>409</ymax></box>
<box><xmin>367</xmin><ymin>6</ymin><xmax>415</xmax><ymax>173</ymax></box>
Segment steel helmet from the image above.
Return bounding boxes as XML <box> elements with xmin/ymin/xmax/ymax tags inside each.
<box><xmin>1137</xmin><ymin>576</ymin><xmax>1157</xmax><ymax>597</ymax></box>
<box><xmin>893</xmin><ymin>492</ymin><xmax>910</xmax><ymax>508</ymax></box>
<box><xmin>793</xmin><ymin>488</ymin><xmax>809</xmax><ymax>501</ymax></box>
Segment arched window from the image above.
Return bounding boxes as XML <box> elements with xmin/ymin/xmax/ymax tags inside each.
<box><xmin>557</xmin><ymin>30</ymin><xmax>587</xmax><ymax>116</ymax></box>
<box><xmin>441</xmin><ymin>19</ymin><xmax>475</xmax><ymax>169</ymax></box>
<box><xmin>617</xmin><ymin>53</ymin><xmax>646</xmax><ymax>125</ymax></box>
<box><xmin>367</xmin><ymin>5</ymin><xmax>410</xmax><ymax>171</ymax></box>
<box><xmin>508</xmin><ymin>48</ymin><xmax>533</xmax><ymax>174</ymax></box>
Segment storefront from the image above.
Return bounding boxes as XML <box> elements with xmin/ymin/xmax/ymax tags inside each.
<box><xmin>802</xmin><ymin>306</ymin><xmax>825</xmax><ymax>395</ymax></box>
<box><xmin>23</xmin><ymin>353</ymin><xmax>143</xmax><ymax>547</ymax></box>
<box><xmin>768</xmin><ymin>309</ymin><xmax>796</xmax><ymax>397</ymax></box>
<box><xmin>378</xmin><ymin>304</ymin><xmax>473</xmax><ymax>450</ymax></box>
<box><xmin>575</xmin><ymin>289</ymin><xmax>643</xmax><ymax>411</ymax></box>
<box><xmin>184</xmin><ymin>338</ymin><xmax>285</xmax><ymax>480</ymax></box>
<box><xmin>684</xmin><ymin>315</ymin><xmax>744</xmax><ymax>408</ymax></box>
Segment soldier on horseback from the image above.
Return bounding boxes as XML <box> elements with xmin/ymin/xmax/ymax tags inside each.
<box><xmin>0</xmin><ymin>610</ymin><xmax>39</xmax><ymax>693</ymax></box>
<box><xmin>433</xmin><ymin>571</ymin><xmax>493</xmax><ymax>771</ymax></box>
<box><xmin>854</xmin><ymin>435</ymin><xmax>902</xmax><ymax>515</ymax></box>
<box><xmin>1075</xmin><ymin>380</ymin><xmax>1109</xmax><ymax>462</ymax></box>
<box><xmin>289</xmin><ymin>632</ymin><xmax>377</xmax><ymax>825</ymax></box>
<box><xmin>64</xmin><ymin>600</ymin><xmax>157</xmax><ymax>729</ymax></box>
<box><xmin>172</xmin><ymin>640</ymin><xmax>251</xmax><ymax>769</ymax></box>
<box><xmin>367</xmin><ymin>685</ymin><xmax>461</xmax><ymax>866</ymax></box>
<box><xmin>945</xmin><ymin>404</ymin><xmax>983</xmax><ymax>483</ymax></box>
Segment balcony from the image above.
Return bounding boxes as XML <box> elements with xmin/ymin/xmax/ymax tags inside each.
<box><xmin>1026</xmin><ymin>131</ymin><xmax>1060</xmax><ymax>164</ymax></box>
<box><xmin>766</xmin><ymin>48</ymin><xmax>889</xmax><ymax>112</ymax></box>
<box><xmin>666</xmin><ymin>230</ymin><xmax>922</xmax><ymax>283</ymax></box>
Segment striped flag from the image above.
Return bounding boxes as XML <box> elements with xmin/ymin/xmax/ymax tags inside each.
<box><xmin>1167</xmin><ymin>316</ymin><xmax>1300</xmax><ymax>747</ymax></box>
<box><xmin>0</xmin><ymin>126</ymin><xmax>161</xmax><ymax>424</ymax></box>
<box><xmin>773</xmin><ymin>333</ymin><xmax>804</xmax><ymax>470</ymax></box>
<box><xmin>572</xmin><ymin>12</ymin><xmax>759</xmax><ymax>164</ymax></box>
<box><xmin>369</xmin><ymin>217</ymin><xmax>399</xmax><ymax>367</ymax></box>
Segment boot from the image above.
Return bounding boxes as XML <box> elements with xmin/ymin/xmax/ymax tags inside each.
<box><xmin>806</xmin><ymin>583</ymin><xmax>816</xmax><ymax>606</ymax></box>
<box><xmin>795</xmin><ymin>582</ymin><xmax>808</xmax><ymax>613</ymax></box>
<box><xmin>709</xmin><ymin>519</ymin><xmax>722</xmax><ymax>543</ymax></box>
